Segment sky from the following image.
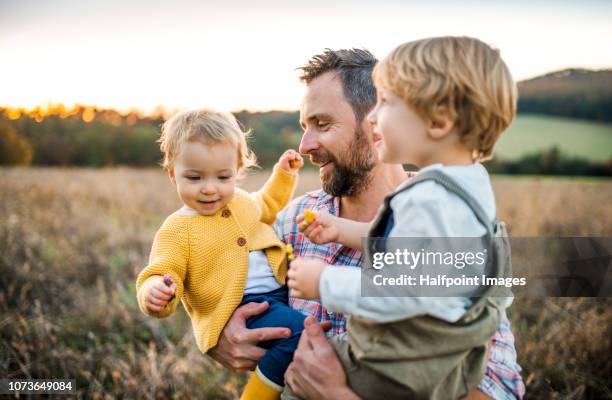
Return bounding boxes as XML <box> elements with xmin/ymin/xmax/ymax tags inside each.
<box><xmin>1</xmin><ymin>0</ymin><xmax>611</xmax><ymax>113</ymax></box>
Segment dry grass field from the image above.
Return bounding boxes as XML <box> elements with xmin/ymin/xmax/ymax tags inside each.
<box><xmin>1</xmin><ymin>167</ymin><xmax>611</xmax><ymax>399</ymax></box>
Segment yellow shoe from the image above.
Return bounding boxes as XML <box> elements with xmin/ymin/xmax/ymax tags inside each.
<box><xmin>240</xmin><ymin>367</ymin><xmax>282</xmax><ymax>400</ymax></box>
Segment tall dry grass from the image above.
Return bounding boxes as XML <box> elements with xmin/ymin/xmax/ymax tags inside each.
<box><xmin>1</xmin><ymin>168</ymin><xmax>611</xmax><ymax>399</ymax></box>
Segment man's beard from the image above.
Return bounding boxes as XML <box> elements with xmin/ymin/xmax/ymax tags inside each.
<box><xmin>310</xmin><ymin>126</ymin><xmax>376</xmax><ymax>197</ymax></box>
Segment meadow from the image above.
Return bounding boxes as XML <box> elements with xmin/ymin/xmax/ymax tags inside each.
<box><xmin>495</xmin><ymin>115</ymin><xmax>612</xmax><ymax>162</ymax></box>
<box><xmin>1</xmin><ymin>167</ymin><xmax>611</xmax><ymax>399</ymax></box>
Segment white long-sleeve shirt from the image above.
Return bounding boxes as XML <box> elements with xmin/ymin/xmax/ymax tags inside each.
<box><xmin>319</xmin><ymin>163</ymin><xmax>501</xmax><ymax>323</ymax></box>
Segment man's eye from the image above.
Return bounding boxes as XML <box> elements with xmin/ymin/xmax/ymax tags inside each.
<box><xmin>318</xmin><ymin>122</ymin><xmax>330</xmax><ymax>130</ymax></box>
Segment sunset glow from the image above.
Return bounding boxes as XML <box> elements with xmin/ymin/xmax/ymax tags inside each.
<box><xmin>1</xmin><ymin>0</ymin><xmax>611</xmax><ymax>113</ymax></box>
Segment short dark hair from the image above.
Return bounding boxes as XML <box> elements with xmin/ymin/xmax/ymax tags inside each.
<box><xmin>298</xmin><ymin>48</ymin><xmax>378</xmax><ymax>123</ymax></box>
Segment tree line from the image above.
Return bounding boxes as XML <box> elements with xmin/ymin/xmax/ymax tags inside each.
<box><xmin>0</xmin><ymin>107</ymin><xmax>303</xmax><ymax>169</ymax></box>
<box><xmin>0</xmin><ymin>106</ymin><xmax>610</xmax><ymax>176</ymax></box>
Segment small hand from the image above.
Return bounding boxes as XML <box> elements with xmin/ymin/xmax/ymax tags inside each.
<box><xmin>287</xmin><ymin>258</ymin><xmax>326</xmax><ymax>299</ymax></box>
<box><xmin>144</xmin><ymin>275</ymin><xmax>177</xmax><ymax>313</ymax></box>
<box><xmin>278</xmin><ymin>149</ymin><xmax>304</xmax><ymax>174</ymax></box>
<box><xmin>163</xmin><ymin>274</ymin><xmax>176</xmax><ymax>301</ymax></box>
<box><xmin>297</xmin><ymin>210</ymin><xmax>340</xmax><ymax>245</ymax></box>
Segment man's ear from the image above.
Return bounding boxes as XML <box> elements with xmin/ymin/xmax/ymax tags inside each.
<box><xmin>427</xmin><ymin>106</ymin><xmax>455</xmax><ymax>140</ymax></box>
<box><xmin>168</xmin><ymin>168</ymin><xmax>176</xmax><ymax>185</ymax></box>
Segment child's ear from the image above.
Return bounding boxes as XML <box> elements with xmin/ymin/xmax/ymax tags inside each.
<box><xmin>427</xmin><ymin>106</ymin><xmax>455</xmax><ymax>140</ymax></box>
<box><xmin>168</xmin><ymin>168</ymin><xmax>176</xmax><ymax>185</ymax></box>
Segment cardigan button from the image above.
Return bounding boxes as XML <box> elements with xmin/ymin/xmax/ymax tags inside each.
<box><xmin>221</xmin><ymin>209</ymin><xmax>232</xmax><ymax>218</ymax></box>
<box><xmin>237</xmin><ymin>237</ymin><xmax>247</xmax><ymax>247</ymax></box>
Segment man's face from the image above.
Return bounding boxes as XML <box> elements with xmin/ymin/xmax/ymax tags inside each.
<box><xmin>298</xmin><ymin>72</ymin><xmax>376</xmax><ymax>197</ymax></box>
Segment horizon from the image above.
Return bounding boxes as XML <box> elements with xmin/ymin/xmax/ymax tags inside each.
<box><xmin>2</xmin><ymin>67</ymin><xmax>610</xmax><ymax>119</ymax></box>
<box><xmin>2</xmin><ymin>0</ymin><xmax>612</xmax><ymax>113</ymax></box>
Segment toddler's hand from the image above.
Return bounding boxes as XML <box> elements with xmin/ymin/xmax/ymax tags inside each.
<box><xmin>278</xmin><ymin>149</ymin><xmax>303</xmax><ymax>174</ymax></box>
<box><xmin>144</xmin><ymin>275</ymin><xmax>177</xmax><ymax>313</ymax></box>
<box><xmin>297</xmin><ymin>210</ymin><xmax>339</xmax><ymax>245</ymax></box>
<box><xmin>287</xmin><ymin>258</ymin><xmax>326</xmax><ymax>299</ymax></box>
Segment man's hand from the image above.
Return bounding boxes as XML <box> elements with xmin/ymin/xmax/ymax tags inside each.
<box><xmin>285</xmin><ymin>317</ymin><xmax>360</xmax><ymax>400</ymax></box>
<box><xmin>207</xmin><ymin>301</ymin><xmax>291</xmax><ymax>372</ymax></box>
<box><xmin>296</xmin><ymin>211</ymin><xmax>340</xmax><ymax>245</ymax></box>
<box><xmin>287</xmin><ymin>258</ymin><xmax>326</xmax><ymax>299</ymax></box>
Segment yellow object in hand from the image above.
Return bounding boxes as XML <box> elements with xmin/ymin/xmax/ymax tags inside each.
<box><xmin>286</xmin><ymin>244</ymin><xmax>295</xmax><ymax>261</ymax></box>
<box><xmin>304</xmin><ymin>210</ymin><xmax>318</xmax><ymax>225</ymax></box>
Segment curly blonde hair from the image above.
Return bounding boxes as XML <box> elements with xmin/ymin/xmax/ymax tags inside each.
<box><xmin>373</xmin><ymin>36</ymin><xmax>517</xmax><ymax>161</ymax></box>
<box><xmin>158</xmin><ymin>109</ymin><xmax>257</xmax><ymax>173</ymax></box>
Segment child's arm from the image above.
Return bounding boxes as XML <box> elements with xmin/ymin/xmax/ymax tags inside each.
<box><xmin>251</xmin><ymin>149</ymin><xmax>302</xmax><ymax>225</ymax></box>
<box><xmin>289</xmin><ymin>190</ymin><xmax>474</xmax><ymax>323</ymax></box>
<box><xmin>288</xmin><ymin>258</ymin><xmax>469</xmax><ymax>323</ymax></box>
<box><xmin>135</xmin><ymin>218</ymin><xmax>189</xmax><ymax>319</ymax></box>
<box><xmin>297</xmin><ymin>211</ymin><xmax>371</xmax><ymax>250</ymax></box>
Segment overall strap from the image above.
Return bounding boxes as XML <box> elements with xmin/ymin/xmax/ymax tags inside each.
<box><xmin>369</xmin><ymin>189</ymin><xmax>395</xmax><ymax>239</ymax></box>
<box><xmin>397</xmin><ymin>169</ymin><xmax>510</xmax><ymax>304</ymax></box>
<box><xmin>393</xmin><ymin>169</ymin><xmax>496</xmax><ymax>236</ymax></box>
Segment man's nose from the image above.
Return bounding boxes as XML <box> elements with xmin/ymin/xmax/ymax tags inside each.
<box><xmin>298</xmin><ymin>127</ymin><xmax>320</xmax><ymax>155</ymax></box>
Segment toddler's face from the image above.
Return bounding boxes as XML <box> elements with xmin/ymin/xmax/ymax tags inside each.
<box><xmin>169</xmin><ymin>140</ymin><xmax>238</xmax><ymax>216</ymax></box>
<box><xmin>367</xmin><ymin>86</ymin><xmax>429</xmax><ymax>166</ymax></box>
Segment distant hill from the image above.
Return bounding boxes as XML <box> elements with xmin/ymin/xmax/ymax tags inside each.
<box><xmin>517</xmin><ymin>68</ymin><xmax>612</xmax><ymax>121</ymax></box>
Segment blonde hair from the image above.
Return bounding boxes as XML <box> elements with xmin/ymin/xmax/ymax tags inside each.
<box><xmin>158</xmin><ymin>109</ymin><xmax>257</xmax><ymax>173</ymax></box>
<box><xmin>373</xmin><ymin>36</ymin><xmax>517</xmax><ymax>161</ymax></box>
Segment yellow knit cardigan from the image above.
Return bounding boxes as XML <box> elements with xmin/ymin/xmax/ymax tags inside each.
<box><xmin>136</xmin><ymin>166</ymin><xmax>297</xmax><ymax>353</ymax></box>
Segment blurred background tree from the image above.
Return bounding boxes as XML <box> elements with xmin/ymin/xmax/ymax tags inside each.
<box><xmin>0</xmin><ymin>119</ymin><xmax>32</xmax><ymax>166</ymax></box>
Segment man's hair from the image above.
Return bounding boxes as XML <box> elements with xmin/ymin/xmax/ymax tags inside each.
<box><xmin>158</xmin><ymin>109</ymin><xmax>256</xmax><ymax>172</ymax></box>
<box><xmin>298</xmin><ymin>48</ymin><xmax>378</xmax><ymax>123</ymax></box>
<box><xmin>373</xmin><ymin>36</ymin><xmax>517</xmax><ymax>161</ymax></box>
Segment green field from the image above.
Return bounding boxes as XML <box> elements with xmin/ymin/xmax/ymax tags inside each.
<box><xmin>494</xmin><ymin>114</ymin><xmax>612</xmax><ymax>161</ymax></box>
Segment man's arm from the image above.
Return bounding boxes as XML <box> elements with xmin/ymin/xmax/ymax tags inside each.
<box><xmin>207</xmin><ymin>301</ymin><xmax>291</xmax><ymax>371</ymax></box>
<box><xmin>284</xmin><ymin>317</ymin><xmax>360</xmax><ymax>400</ymax></box>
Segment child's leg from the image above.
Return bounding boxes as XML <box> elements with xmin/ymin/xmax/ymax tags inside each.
<box><xmin>241</xmin><ymin>372</ymin><xmax>282</xmax><ymax>400</ymax></box>
<box><xmin>240</xmin><ymin>287</ymin><xmax>306</xmax><ymax>400</ymax></box>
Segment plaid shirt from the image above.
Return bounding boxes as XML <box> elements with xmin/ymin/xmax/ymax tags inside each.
<box><xmin>274</xmin><ymin>189</ymin><xmax>362</xmax><ymax>336</ymax></box>
<box><xmin>273</xmin><ymin>189</ymin><xmax>525</xmax><ymax>399</ymax></box>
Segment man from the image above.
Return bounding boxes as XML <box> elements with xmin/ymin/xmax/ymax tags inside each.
<box><xmin>208</xmin><ymin>49</ymin><xmax>525</xmax><ymax>400</ymax></box>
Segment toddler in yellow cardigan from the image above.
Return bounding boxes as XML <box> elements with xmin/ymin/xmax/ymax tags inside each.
<box><xmin>136</xmin><ymin>109</ymin><xmax>306</xmax><ymax>400</ymax></box>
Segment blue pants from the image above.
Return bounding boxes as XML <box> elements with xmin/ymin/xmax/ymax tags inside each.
<box><xmin>240</xmin><ymin>286</ymin><xmax>306</xmax><ymax>387</ymax></box>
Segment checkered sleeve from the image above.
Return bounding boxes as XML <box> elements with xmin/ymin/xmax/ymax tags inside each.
<box><xmin>274</xmin><ymin>191</ymin><xmax>360</xmax><ymax>336</ymax></box>
<box><xmin>478</xmin><ymin>311</ymin><xmax>526</xmax><ymax>399</ymax></box>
